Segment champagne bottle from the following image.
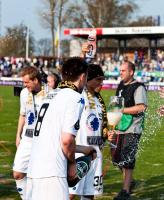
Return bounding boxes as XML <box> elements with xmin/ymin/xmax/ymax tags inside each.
<box><xmin>85</xmin><ymin>29</ymin><xmax>97</xmax><ymax>59</ymax></box>
<box><xmin>68</xmin><ymin>154</ymin><xmax>92</xmax><ymax>187</ymax></box>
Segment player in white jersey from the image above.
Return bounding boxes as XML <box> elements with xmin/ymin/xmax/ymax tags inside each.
<box><xmin>26</xmin><ymin>57</ymin><xmax>96</xmax><ymax>200</ymax></box>
<box><xmin>69</xmin><ymin>64</ymin><xmax>109</xmax><ymax>200</ymax></box>
<box><xmin>13</xmin><ymin>66</ymin><xmax>51</xmax><ymax>200</ymax></box>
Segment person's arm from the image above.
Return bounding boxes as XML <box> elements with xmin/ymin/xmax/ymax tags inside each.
<box><xmin>16</xmin><ymin>88</ymin><xmax>28</xmax><ymax>147</ymax></box>
<box><xmin>158</xmin><ymin>105</ymin><xmax>164</xmax><ymax>116</ymax></box>
<box><xmin>122</xmin><ymin>104</ymin><xmax>146</xmax><ymax>115</ymax></box>
<box><xmin>76</xmin><ymin>145</ymin><xmax>97</xmax><ymax>160</ymax></box>
<box><xmin>61</xmin><ymin>133</ymin><xmax>76</xmax><ymax>180</ymax></box>
<box><xmin>16</xmin><ymin>114</ymin><xmax>25</xmax><ymax>148</ymax></box>
<box><xmin>80</xmin><ymin>43</ymin><xmax>89</xmax><ymax>58</ymax></box>
<box><xmin>61</xmin><ymin>94</ymin><xmax>85</xmax><ymax>179</ymax></box>
<box><xmin>76</xmin><ymin>145</ymin><xmax>94</xmax><ymax>154</ymax></box>
<box><xmin>61</xmin><ymin>133</ymin><xmax>76</xmax><ymax>163</ymax></box>
<box><xmin>159</xmin><ymin>87</ymin><xmax>164</xmax><ymax>98</ymax></box>
<box><xmin>123</xmin><ymin>85</ymin><xmax>147</xmax><ymax>115</ymax></box>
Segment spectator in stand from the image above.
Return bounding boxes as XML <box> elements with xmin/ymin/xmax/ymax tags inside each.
<box><xmin>134</xmin><ymin>51</ymin><xmax>138</xmax><ymax>64</ymax></box>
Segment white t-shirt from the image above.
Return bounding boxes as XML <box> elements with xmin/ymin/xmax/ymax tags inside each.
<box><xmin>27</xmin><ymin>88</ymin><xmax>85</xmax><ymax>178</ymax></box>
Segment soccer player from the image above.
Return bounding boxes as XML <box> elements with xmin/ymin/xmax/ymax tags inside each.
<box><xmin>26</xmin><ymin>57</ymin><xmax>94</xmax><ymax>200</ymax></box>
<box><xmin>111</xmin><ymin>61</ymin><xmax>147</xmax><ymax>200</ymax></box>
<box><xmin>69</xmin><ymin>64</ymin><xmax>108</xmax><ymax>200</ymax></box>
<box><xmin>13</xmin><ymin>66</ymin><xmax>48</xmax><ymax>200</ymax></box>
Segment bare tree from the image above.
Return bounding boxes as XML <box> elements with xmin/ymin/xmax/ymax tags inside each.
<box><xmin>63</xmin><ymin>2</ymin><xmax>85</xmax><ymax>28</ymax></box>
<box><xmin>37</xmin><ymin>38</ymin><xmax>52</xmax><ymax>56</ymax></box>
<box><xmin>38</xmin><ymin>0</ymin><xmax>69</xmax><ymax>57</ymax></box>
<box><xmin>64</xmin><ymin>0</ymin><xmax>138</xmax><ymax>28</ymax></box>
<box><xmin>63</xmin><ymin>0</ymin><xmax>138</xmax><ymax>48</ymax></box>
<box><xmin>129</xmin><ymin>16</ymin><xmax>156</xmax><ymax>27</ymax></box>
<box><xmin>57</xmin><ymin>0</ymin><xmax>66</xmax><ymax>58</ymax></box>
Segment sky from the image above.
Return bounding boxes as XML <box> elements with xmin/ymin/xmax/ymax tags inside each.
<box><xmin>1</xmin><ymin>0</ymin><xmax>164</xmax><ymax>40</ymax></box>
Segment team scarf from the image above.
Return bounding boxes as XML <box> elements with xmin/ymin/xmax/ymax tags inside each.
<box><xmin>85</xmin><ymin>88</ymin><xmax>108</xmax><ymax>140</ymax></box>
<box><xmin>57</xmin><ymin>81</ymin><xmax>78</xmax><ymax>92</ymax></box>
<box><xmin>57</xmin><ymin>82</ymin><xmax>108</xmax><ymax>140</ymax></box>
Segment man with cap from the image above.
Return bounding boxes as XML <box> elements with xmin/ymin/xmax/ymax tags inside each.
<box><xmin>69</xmin><ymin>64</ymin><xmax>108</xmax><ymax>200</ymax></box>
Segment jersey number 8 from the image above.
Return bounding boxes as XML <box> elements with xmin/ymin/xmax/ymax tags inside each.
<box><xmin>34</xmin><ymin>103</ymin><xmax>49</xmax><ymax>136</ymax></box>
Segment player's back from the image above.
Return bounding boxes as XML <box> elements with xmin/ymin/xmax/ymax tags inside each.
<box><xmin>27</xmin><ymin>88</ymin><xmax>84</xmax><ymax>179</ymax></box>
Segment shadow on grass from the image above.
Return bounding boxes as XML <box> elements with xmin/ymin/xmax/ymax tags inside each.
<box><xmin>0</xmin><ymin>167</ymin><xmax>163</xmax><ymax>200</ymax></box>
<box><xmin>132</xmin><ymin>175</ymin><xmax>164</xmax><ymax>200</ymax></box>
<box><xmin>0</xmin><ymin>170</ymin><xmax>19</xmax><ymax>200</ymax></box>
<box><xmin>0</xmin><ymin>181</ymin><xmax>20</xmax><ymax>200</ymax></box>
<box><xmin>99</xmin><ymin>175</ymin><xmax>164</xmax><ymax>200</ymax></box>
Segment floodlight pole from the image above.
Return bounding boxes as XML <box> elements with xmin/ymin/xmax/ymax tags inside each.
<box><xmin>0</xmin><ymin>0</ymin><xmax>2</xmax><ymax>36</ymax></box>
<box><xmin>57</xmin><ymin>0</ymin><xmax>61</xmax><ymax>59</ymax></box>
<box><xmin>26</xmin><ymin>25</ymin><xmax>29</xmax><ymax>60</ymax></box>
<box><xmin>57</xmin><ymin>22</ymin><xmax>60</xmax><ymax>59</ymax></box>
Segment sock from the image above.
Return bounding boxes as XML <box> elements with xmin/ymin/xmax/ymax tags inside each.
<box><xmin>15</xmin><ymin>176</ymin><xmax>27</xmax><ymax>200</ymax></box>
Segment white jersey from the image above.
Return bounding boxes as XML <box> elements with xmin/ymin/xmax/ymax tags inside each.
<box><xmin>20</xmin><ymin>87</ymin><xmax>47</xmax><ymax>141</ymax></box>
<box><xmin>76</xmin><ymin>89</ymin><xmax>103</xmax><ymax>157</ymax></box>
<box><xmin>70</xmin><ymin>89</ymin><xmax>104</xmax><ymax>195</ymax></box>
<box><xmin>13</xmin><ymin>86</ymin><xmax>52</xmax><ymax>173</ymax></box>
<box><xmin>20</xmin><ymin>87</ymin><xmax>29</xmax><ymax>116</ymax></box>
<box><xmin>27</xmin><ymin>88</ymin><xmax>85</xmax><ymax>178</ymax></box>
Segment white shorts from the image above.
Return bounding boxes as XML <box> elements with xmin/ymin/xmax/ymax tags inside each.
<box><xmin>26</xmin><ymin>177</ymin><xmax>69</xmax><ymax>200</ymax></box>
<box><xmin>69</xmin><ymin>155</ymin><xmax>103</xmax><ymax>196</ymax></box>
<box><xmin>13</xmin><ymin>139</ymin><xmax>32</xmax><ymax>173</ymax></box>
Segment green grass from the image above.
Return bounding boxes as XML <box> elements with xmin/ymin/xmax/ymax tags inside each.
<box><xmin>0</xmin><ymin>86</ymin><xmax>164</xmax><ymax>200</ymax></box>
<box><xmin>0</xmin><ymin>86</ymin><xmax>20</xmax><ymax>199</ymax></box>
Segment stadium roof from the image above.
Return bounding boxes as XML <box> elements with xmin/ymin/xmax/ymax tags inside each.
<box><xmin>64</xmin><ymin>26</ymin><xmax>164</xmax><ymax>39</ymax></box>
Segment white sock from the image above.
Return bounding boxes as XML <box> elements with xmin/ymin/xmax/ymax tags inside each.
<box><xmin>81</xmin><ymin>197</ymin><xmax>92</xmax><ymax>200</ymax></box>
<box><xmin>15</xmin><ymin>177</ymin><xmax>27</xmax><ymax>200</ymax></box>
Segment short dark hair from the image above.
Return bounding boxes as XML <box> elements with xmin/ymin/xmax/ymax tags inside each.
<box><xmin>125</xmin><ymin>61</ymin><xmax>135</xmax><ymax>74</ymax></box>
<box><xmin>61</xmin><ymin>57</ymin><xmax>88</xmax><ymax>81</ymax></box>
<box><xmin>20</xmin><ymin>66</ymin><xmax>42</xmax><ymax>83</ymax></box>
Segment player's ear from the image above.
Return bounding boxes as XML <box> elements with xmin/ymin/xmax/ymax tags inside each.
<box><xmin>130</xmin><ymin>70</ymin><xmax>134</xmax><ymax>77</ymax></box>
<box><xmin>33</xmin><ymin>77</ymin><xmax>39</xmax><ymax>84</ymax></box>
<box><xmin>80</xmin><ymin>73</ymin><xmax>86</xmax><ymax>80</ymax></box>
<box><xmin>81</xmin><ymin>73</ymin><xmax>87</xmax><ymax>85</ymax></box>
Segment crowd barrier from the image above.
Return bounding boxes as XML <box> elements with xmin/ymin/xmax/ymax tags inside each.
<box><xmin>0</xmin><ymin>77</ymin><xmax>23</xmax><ymax>87</ymax></box>
<box><xmin>104</xmin><ymin>71</ymin><xmax>164</xmax><ymax>79</ymax></box>
<box><xmin>0</xmin><ymin>77</ymin><xmax>164</xmax><ymax>93</ymax></box>
<box><xmin>102</xmin><ymin>80</ymin><xmax>164</xmax><ymax>90</ymax></box>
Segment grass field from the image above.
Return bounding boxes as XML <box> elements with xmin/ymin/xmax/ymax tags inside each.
<box><xmin>0</xmin><ymin>86</ymin><xmax>164</xmax><ymax>200</ymax></box>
